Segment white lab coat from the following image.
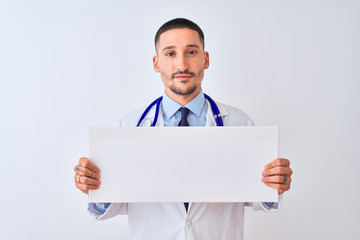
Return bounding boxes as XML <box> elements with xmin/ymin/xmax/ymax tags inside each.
<box><xmin>93</xmin><ymin>99</ymin><xmax>281</xmax><ymax>240</ymax></box>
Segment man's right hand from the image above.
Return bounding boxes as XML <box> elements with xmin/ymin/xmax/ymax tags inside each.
<box><xmin>74</xmin><ymin>157</ymin><xmax>101</xmax><ymax>194</ymax></box>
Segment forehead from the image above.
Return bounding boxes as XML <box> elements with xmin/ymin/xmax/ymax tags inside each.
<box><xmin>157</xmin><ymin>28</ymin><xmax>203</xmax><ymax>51</ymax></box>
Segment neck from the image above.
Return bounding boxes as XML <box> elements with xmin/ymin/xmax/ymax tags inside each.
<box><xmin>165</xmin><ymin>88</ymin><xmax>201</xmax><ymax>106</ymax></box>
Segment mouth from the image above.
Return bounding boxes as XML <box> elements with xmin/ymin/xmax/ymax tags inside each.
<box><xmin>174</xmin><ymin>74</ymin><xmax>193</xmax><ymax>80</ymax></box>
<box><xmin>171</xmin><ymin>71</ymin><xmax>195</xmax><ymax>80</ymax></box>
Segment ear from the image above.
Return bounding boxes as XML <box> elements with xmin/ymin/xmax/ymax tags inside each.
<box><xmin>153</xmin><ymin>55</ymin><xmax>160</xmax><ymax>73</ymax></box>
<box><xmin>204</xmin><ymin>51</ymin><xmax>210</xmax><ymax>69</ymax></box>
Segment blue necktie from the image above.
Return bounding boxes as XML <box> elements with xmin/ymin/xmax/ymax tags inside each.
<box><xmin>178</xmin><ymin>107</ymin><xmax>190</xmax><ymax>126</ymax></box>
<box><xmin>178</xmin><ymin>107</ymin><xmax>190</xmax><ymax>211</ymax></box>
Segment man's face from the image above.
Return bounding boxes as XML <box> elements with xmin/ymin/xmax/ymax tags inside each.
<box><xmin>153</xmin><ymin>28</ymin><xmax>209</xmax><ymax>98</ymax></box>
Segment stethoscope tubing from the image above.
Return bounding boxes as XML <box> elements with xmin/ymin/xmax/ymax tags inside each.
<box><xmin>136</xmin><ymin>94</ymin><xmax>223</xmax><ymax>127</ymax></box>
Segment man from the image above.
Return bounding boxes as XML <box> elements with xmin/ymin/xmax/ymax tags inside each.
<box><xmin>74</xmin><ymin>18</ymin><xmax>293</xmax><ymax>240</ymax></box>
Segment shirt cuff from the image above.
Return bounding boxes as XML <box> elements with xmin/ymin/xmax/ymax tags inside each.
<box><xmin>261</xmin><ymin>194</ymin><xmax>283</xmax><ymax>212</ymax></box>
<box><xmin>88</xmin><ymin>203</ymin><xmax>111</xmax><ymax>218</ymax></box>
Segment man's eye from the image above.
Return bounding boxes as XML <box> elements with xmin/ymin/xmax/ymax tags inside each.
<box><xmin>165</xmin><ymin>52</ymin><xmax>174</xmax><ymax>57</ymax></box>
<box><xmin>188</xmin><ymin>50</ymin><xmax>197</xmax><ymax>55</ymax></box>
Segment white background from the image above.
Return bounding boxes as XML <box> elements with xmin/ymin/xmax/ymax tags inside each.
<box><xmin>0</xmin><ymin>0</ymin><xmax>359</xmax><ymax>239</ymax></box>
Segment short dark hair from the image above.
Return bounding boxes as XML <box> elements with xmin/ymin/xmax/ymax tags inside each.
<box><xmin>154</xmin><ymin>18</ymin><xmax>205</xmax><ymax>53</ymax></box>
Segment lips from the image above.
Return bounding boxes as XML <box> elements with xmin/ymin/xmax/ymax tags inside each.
<box><xmin>174</xmin><ymin>74</ymin><xmax>192</xmax><ymax>80</ymax></box>
<box><xmin>171</xmin><ymin>71</ymin><xmax>195</xmax><ymax>79</ymax></box>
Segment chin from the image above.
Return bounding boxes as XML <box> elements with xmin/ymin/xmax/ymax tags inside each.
<box><xmin>170</xmin><ymin>85</ymin><xmax>198</xmax><ymax>96</ymax></box>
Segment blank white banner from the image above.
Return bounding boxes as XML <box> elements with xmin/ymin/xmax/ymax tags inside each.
<box><xmin>88</xmin><ymin>126</ymin><xmax>278</xmax><ymax>203</ymax></box>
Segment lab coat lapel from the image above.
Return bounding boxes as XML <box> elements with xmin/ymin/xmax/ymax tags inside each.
<box><xmin>205</xmin><ymin>100</ymin><xmax>228</xmax><ymax>126</ymax></box>
<box><xmin>141</xmin><ymin>104</ymin><xmax>165</xmax><ymax>127</ymax></box>
<box><xmin>156</xmin><ymin>107</ymin><xmax>165</xmax><ymax>126</ymax></box>
<box><xmin>176</xmin><ymin>202</ymin><xmax>188</xmax><ymax>218</ymax></box>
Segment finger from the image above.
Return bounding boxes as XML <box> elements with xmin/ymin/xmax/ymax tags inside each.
<box><xmin>79</xmin><ymin>157</ymin><xmax>101</xmax><ymax>174</ymax></box>
<box><xmin>80</xmin><ymin>175</ymin><xmax>101</xmax><ymax>186</ymax></box>
<box><xmin>262</xmin><ymin>166</ymin><xmax>293</xmax><ymax>177</ymax></box>
<box><xmin>74</xmin><ymin>166</ymin><xmax>100</xmax><ymax>180</ymax></box>
<box><xmin>74</xmin><ymin>180</ymin><xmax>89</xmax><ymax>194</ymax></box>
<box><xmin>74</xmin><ymin>174</ymin><xmax>101</xmax><ymax>185</ymax></box>
<box><xmin>264</xmin><ymin>182</ymin><xmax>290</xmax><ymax>191</ymax></box>
<box><xmin>265</xmin><ymin>158</ymin><xmax>290</xmax><ymax>170</ymax></box>
<box><xmin>264</xmin><ymin>182</ymin><xmax>291</xmax><ymax>194</ymax></box>
<box><xmin>75</xmin><ymin>181</ymin><xmax>100</xmax><ymax>194</ymax></box>
<box><xmin>74</xmin><ymin>165</ymin><xmax>82</xmax><ymax>174</ymax></box>
<box><xmin>262</xmin><ymin>175</ymin><xmax>292</xmax><ymax>184</ymax></box>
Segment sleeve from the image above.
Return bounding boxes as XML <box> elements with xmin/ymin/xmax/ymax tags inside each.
<box><xmin>88</xmin><ymin>203</ymin><xmax>128</xmax><ymax>220</ymax></box>
<box><xmin>88</xmin><ymin>203</ymin><xmax>110</xmax><ymax>218</ymax></box>
<box><xmin>247</xmin><ymin>194</ymin><xmax>283</xmax><ymax>212</ymax></box>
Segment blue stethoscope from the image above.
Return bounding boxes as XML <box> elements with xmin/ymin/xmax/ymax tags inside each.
<box><xmin>136</xmin><ymin>94</ymin><xmax>224</xmax><ymax>127</ymax></box>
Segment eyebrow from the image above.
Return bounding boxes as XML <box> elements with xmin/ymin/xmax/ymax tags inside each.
<box><xmin>161</xmin><ymin>44</ymin><xmax>201</xmax><ymax>53</ymax></box>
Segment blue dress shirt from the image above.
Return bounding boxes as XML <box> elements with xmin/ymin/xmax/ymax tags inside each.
<box><xmin>162</xmin><ymin>90</ymin><xmax>208</xmax><ymax>126</ymax></box>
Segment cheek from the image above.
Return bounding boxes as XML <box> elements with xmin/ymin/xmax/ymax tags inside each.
<box><xmin>196</xmin><ymin>68</ymin><xmax>204</xmax><ymax>80</ymax></box>
<box><xmin>160</xmin><ymin>63</ymin><xmax>175</xmax><ymax>77</ymax></box>
<box><xmin>158</xmin><ymin>59</ymin><xmax>173</xmax><ymax>71</ymax></box>
<box><xmin>160</xmin><ymin>70</ymin><xmax>171</xmax><ymax>81</ymax></box>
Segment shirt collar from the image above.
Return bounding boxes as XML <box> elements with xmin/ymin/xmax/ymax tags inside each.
<box><xmin>162</xmin><ymin>90</ymin><xmax>205</xmax><ymax>118</ymax></box>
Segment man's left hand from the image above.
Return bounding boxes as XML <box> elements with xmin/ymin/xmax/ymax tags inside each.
<box><xmin>262</xmin><ymin>158</ymin><xmax>293</xmax><ymax>194</ymax></box>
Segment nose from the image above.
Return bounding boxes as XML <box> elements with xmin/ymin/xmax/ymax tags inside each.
<box><xmin>175</xmin><ymin>53</ymin><xmax>189</xmax><ymax>72</ymax></box>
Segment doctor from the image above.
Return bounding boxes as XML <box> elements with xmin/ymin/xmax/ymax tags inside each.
<box><xmin>74</xmin><ymin>18</ymin><xmax>293</xmax><ymax>240</ymax></box>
